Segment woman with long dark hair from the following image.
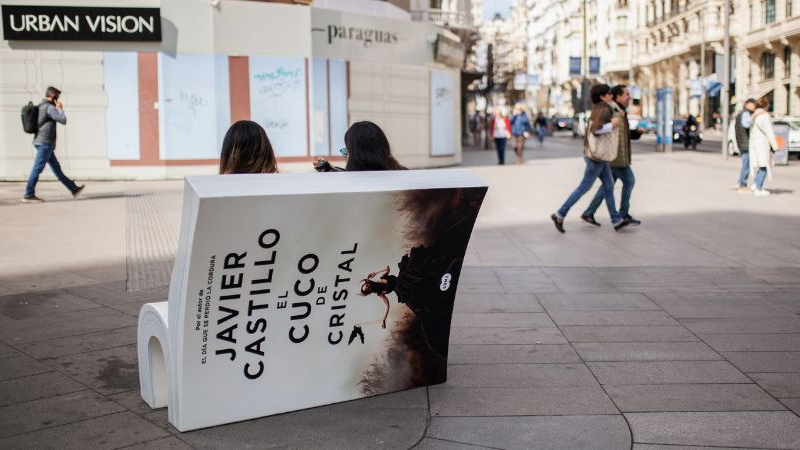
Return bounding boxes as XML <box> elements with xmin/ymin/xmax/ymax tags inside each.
<box><xmin>314</xmin><ymin>121</ymin><xmax>406</xmax><ymax>172</ymax></box>
<box><xmin>219</xmin><ymin>120</ymin><xmax>278</xmax><ymax>174</ymax></box>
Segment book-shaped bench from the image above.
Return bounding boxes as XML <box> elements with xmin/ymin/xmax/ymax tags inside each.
<box><xmin>137</xmin><ymin>170</ymin><xmax>487</xmax><ymax>431</ymax></box>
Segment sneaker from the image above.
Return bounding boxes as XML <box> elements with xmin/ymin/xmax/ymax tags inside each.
<box><xmin>21</xmin><ymin>195</ymin><xmax>45</xmax><ymax>203</ymax></box>
<box><xmin>550</xmin><ymin>213</ymin><xmax>565</xmax><ymax>233</ymax></box>
<box><xmin>736</xmin><ymin>187</ymin><xmax>753</xmax><ymax>194</ymax></box>
<box><xmin>754</xmin><ymin>189</ymin><xmax>771</xmax><ymax>196</ymax></box>
<box><xmin>624</xmin><ymin>215</ymin><xmax>642</xmax><ymax>226</ymax></box>
<box><xmin>613</xmin><ymin>218</ymin><xmax>631</xmax><ymax>232</ymax></box>
<box><xmin>580</xmin><ymin>215</ymin><xmax>601</xmax><ymax>227</ymax></box>
<box><xmin>72</xmin><ymin>185</ymin><xmax>85</xmax><ymax>198</ymax></box>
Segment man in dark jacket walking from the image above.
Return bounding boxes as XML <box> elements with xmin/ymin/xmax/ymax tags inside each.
<box><xmin>22</xmin><ymin>86</ymin><xmax>84</xmax><ymax>203</ymax></box>
<box><xmin>580</xmin><ymin>85</ymin><xmax>644</xmax><ymax>226</ymax></box>
<box><xmin>735</xmin><ymin>98</ymin><xmax>756</xmax><ymax>192</ymax></box>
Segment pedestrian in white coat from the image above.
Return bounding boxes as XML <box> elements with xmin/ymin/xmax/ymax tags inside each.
<box><xmin>748</xmin><ymin>97</ymin><xmax>779</xmax><ymax>196</ymax></box>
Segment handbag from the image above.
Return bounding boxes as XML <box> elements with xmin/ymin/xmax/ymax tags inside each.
<box><xmin>585</xmin><ymin>120</ymin><xmax>619</xmax><ymax>162</ymax></box>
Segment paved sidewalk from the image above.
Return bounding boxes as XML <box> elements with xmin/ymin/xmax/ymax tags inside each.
<box><xmin>1</xmin><ymin>136</ymin><xmax>799</xmax><ymax>449</ymax></box>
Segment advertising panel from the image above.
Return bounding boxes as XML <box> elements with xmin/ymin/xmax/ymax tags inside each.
<box><xmin>1</xmin><ymin>5</ymin><xmax>161</xmax><ymax>41</ymax></box>
<box><xmin>430</xmin><ymin>70</ymin><xmax>457</xmax><ymax>156</ymax></box>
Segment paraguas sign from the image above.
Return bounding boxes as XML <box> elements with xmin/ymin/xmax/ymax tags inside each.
<box><xmin>1</xmin><ymin>5</ymin><xmax>161</xmax><ymax>41</ymax></box>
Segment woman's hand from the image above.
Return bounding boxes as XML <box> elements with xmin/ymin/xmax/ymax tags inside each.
<box><xmin>368</xmin><ymin>272</ymin><xmax>375</xmax><ymax>279</ymax></box>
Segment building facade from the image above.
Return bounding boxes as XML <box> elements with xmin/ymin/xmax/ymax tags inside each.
<box><xmin>0</xmin><ymin>0</ymin><xmax>464</xmax><ymax>181</ymax></box>
<box><xmin>526</xmin><ymin>0</ymin><xmax>800</xmax><ymax>123</ymax></box>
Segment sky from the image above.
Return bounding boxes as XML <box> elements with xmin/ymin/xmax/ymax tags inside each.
<box><xmin>483</xmin><ymin>0</ymin><xmax>513</xmax><ymax>20</ymax></box>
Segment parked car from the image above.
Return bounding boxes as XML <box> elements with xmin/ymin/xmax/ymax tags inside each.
<box><xmin>775</xmin><ymin>117</ymin><xmax>800</xmax><ymax>159</ymax></box>
<box><xmin>641</xmin><ymin>116</ymin><xmax>658</xmax><ymax>133</ymax></box>
<box><xmin>552</xmin><ymin>116</ymin><xmax>574</xmax><ymax>131</ymax></box>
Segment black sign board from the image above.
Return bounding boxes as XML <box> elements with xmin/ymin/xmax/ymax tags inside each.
<box><xmin>2</xmin><ymin>5</ymin><xmax>161</xmax><ymax>41</ymax></box>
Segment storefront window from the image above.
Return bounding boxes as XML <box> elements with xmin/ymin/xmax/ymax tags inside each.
<box><xmin>762</xmin><ymin>52</ymin><xmax>776</xmax><ymax>80</ymax></box>
<box><xmin>765</xmin><ymin>0</ymin><xmax>776</xmax><ymax>23</ymax></box>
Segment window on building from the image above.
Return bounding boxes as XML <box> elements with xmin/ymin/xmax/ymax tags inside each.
<box><xmin>785</xmin><ymin>84</ymin><xmax>792</xmax><ymax>114</ymax></box>
<box><xmin>762</xmin><ymin>52</ymin><xmax>776</xmax><ymax>79</ymax></box>
<box><xmin>785</xmin><ymin>46</ymin><xmax>792</xmax><ymax>78</ymax></box>
<box><xmin>788</xmin><ymin>0</ymin><xmax>794</xmax><ymax>16</ymax></box>
<box><xmin>750</xmin><ymin>2</ymin><xmax>755</xmax><ymax>27</ymax></box>
<box><xmin>617</xmin><ymin>16</ymin><xmax>627</xmax><ymax>30</ymax></box>
<box><xmin>765</xmin><ymin>0</ymin><xmax>776</xmax><ymax>23</ymax></box>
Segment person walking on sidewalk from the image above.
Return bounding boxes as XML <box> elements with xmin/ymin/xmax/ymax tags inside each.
<box><xmin>734</xmin><ymin>98</ymin><xmax>756</xmax><ymax>192</ymax></box>
<box><xmin>22</xmin><ymin>86</ymin><xmax>84</xmax><ymax>203</ymax></box>
<box><xmin>489</xmin><ymin>110</ymin><xmax>511</xmax><ymax>165</ymax></box>
<box><xmin>534</xmin><ymin>112</ymin><xmax>547</xmax><ymax>146</ymax></box>
<box><xmin>580</xmin><ymin>85</ymin><xmax>644</xmax><ymax>227</ymax></box>
<box><xmin>510</xmin><ymin>104</ymin><xmax>533</xmax><ymax>165</ymax></box>
<box><xmin>551</xmin><ymin>84</ymin><xmax>630</xmax><ymax>233</ymax></box>
<box><xmin>748</xmin><ymin>97</ymin><xmax>779</xmax><ymax>196</ymax></box>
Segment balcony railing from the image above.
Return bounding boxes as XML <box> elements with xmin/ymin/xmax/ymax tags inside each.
<box><xmin>411</xmin><ymin>9</ymin><xmax>476</xmax><ymax>31</ymax></box>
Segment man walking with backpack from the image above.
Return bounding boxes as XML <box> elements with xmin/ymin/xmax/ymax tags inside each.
<box><xmin>22</xmin><ymin>86</ymin><xmax>84</xmax><ymax>203</ymax></box>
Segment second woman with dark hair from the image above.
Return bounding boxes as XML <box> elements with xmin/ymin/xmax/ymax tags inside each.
<box><xmin>314</xmin><ymin>121</ymin><xmax>406</xmax><ymax>172</ymax></box>
<box><xmin>219</xmin><ymin>120</ymin><xmax>278</xmax><ymax>174</ymax></box>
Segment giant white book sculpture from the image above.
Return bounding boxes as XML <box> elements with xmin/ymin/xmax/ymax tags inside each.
<box><xmin>137</xmin><ymin>170</ymin><xmax>488</xmax><ymax>431</ymax></box>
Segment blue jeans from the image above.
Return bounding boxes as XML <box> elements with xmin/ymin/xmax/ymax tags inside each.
<box><xmin>495</xmin><ymin>138</ymin><xmax>507</xmax><ymax>164</ymax></box>
<box><xmin>754</xmin><ymin>167</ymin><xmax>767</xmax><ymax>189</ymax></box>
<box><xmin>25</xmin><ymin>144</ymin><xmax>79</xmax><ymax>197</ymax></box>
<box><xmin>738</xmin><ymin>152</ymin><xmax>750</xmax><ymax>187</ymax></box>
<box><xmin>558</xmin><ymin>157</ymin><xmax>621</xmax><ymax>223</ymax></box>
<box><xmin>584</xmin><ymin>166</ymin><xmax>635</xmax><ymax>218</ymax></box>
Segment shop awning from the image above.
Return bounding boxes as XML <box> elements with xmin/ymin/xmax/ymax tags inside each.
<box><xmin>706</xmin><ymin>82</ymin><xmax>723</xmax><ymax>97</ymax></box>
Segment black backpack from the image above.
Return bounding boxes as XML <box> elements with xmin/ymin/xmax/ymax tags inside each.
<box><xmin>21</xmin><ymin>101</ymin><xmax>47</xmax><ymax>134</ymax></box>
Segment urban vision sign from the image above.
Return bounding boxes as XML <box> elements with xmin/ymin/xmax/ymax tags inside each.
<box><xmin>1</xmin><ymin>5</ymin><xmax>161</xmax><ymax>41</ymax></box>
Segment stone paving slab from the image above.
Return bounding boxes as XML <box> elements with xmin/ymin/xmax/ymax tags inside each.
<box><xmin>175</xmin><ymin>401</ymin><xmax>428</xmax><ymax>450</ymax></box>
<box><xmin>448</xmin><ymin>327</ymin><xmax>567</xmax><ymax>345</ymax></box>
<box><xmin>548</xmin><ymin>311</ymin><xmax>679</xmax><ymax>326</ymax></box>
<box><xmin>536</xmin><ymin>293</ymin><xmax>660</xmax><ymax>311</ymax></box>
<box><xmin>0</xmin><ymin>411</ymin><xmax>170</xmax><ymax>450</ymax></box>
<box><xmin>18</xmin><ymin>326</ymin><xmax>137</xmax><ymax>360</ymax></box>
<box><xmin>414</xmin><ymin>438</ymin><xmax>494</xmax><ymax>449</ymax></box>
<box><xmin>0</xmin><ymin>307</ymin><xmax>136</xmax><ymax>343</ymax></box>
<box><xmin>45</xmin><ymin>344</ymin><xmax>140</xmax><ymax>395</ymax></box>
<box><xmin>453</xmin><ymin>293</ymin><xmax>544</xmax><ymax>313</ymax></box>
<box><xmin>625</xmin><ymin>411</ymin><xmax>800</xmax><ymax>449</ymax></box>
<box><xmin>560</xmin><ymin>325</ymin><xmax>698</xmax><ymax>343</ymax></box>
<box><xmin>699</xmin><ymin>333</ymin><xmax>800</xmax><ymax>352</ymax></box>
<box><xmin>723</xmin><ymin>351</ymin><xmax>800</xmax><ymax>373</ymax></box>
<box><xmin>604</xmin><ymin>384</ymin><xmax>786</xmax><ymax>412</ymax></box>
<box><xmin>749</xmin><ymin>373</ymin><xmax>800</xmax><ymax>397</ymax></box>
<box><xmin>450</xmin><ymin>312</ymin><xmax>556</xmax><ymax>328</ymax></box>
<box><xmin>426</xmin><ymin>416</ymin><xmax>631</xmax><ymax>450</ymax></box>
<box><xmin>492</xmin><ymin>268</ymin><xmax>559</xmax><ymax>293</ymax></box>
<box><xmin>679</xmin><ymin>317</ymin><xmax>800</xmax><ymax>334</ymax></box>
<box><xmin>0</xmin><ymin>355</ymin><xmax>51</xmax><ymax>381</ymax></box>
<box><xmin>429</xmin><ymin>387</ymin><xmax>618</xmax><ymax>416</ymax></box>
<box><xmin>0</xmin><ymin>342</ymin><xmax>21</xmax><ymax>359</ymax></box>
<box><xmin>122</xmin><ymin>436</ymin><xmax>195</xmax><ymax>450</ymax></box>
<box><xmin>0</xmin><ymin>390</ymin><xmax>125</xmax><ymax>438</ymax></box>
<box><xmin>447</xmin><ymin>344</ymin><xmax>581</xmax><ymax>364</ymax></box>
<box><xmin>440</xmin><ymin>364</ymin><xmax>600</xmax><ymax>388</ymax></box>
<box><xmin>658</xmin><ymin>304</ymin><xmax>793</xmax><ymax>319</ymax></box>
<box><xmin>0</xmin><ymin>371</ymin><xmax>85</xmax><ymax>407</ymax></box>
<box><xmin>586</xmin><ymin>361</ymin><xmax>751</xmax><ymax>385</ymax></box>
<box><xmin>781</xmin><ymin>398</ymin><xmax>800</xmax><ymax>416</ymax></box>
<box><xmin>572</xmin><ymin>342</ymin><xmax>723</xmax><ymax>362</ymax></box>
<box><xmin>0</xmin><ymin>291</ymin><xmax>102</xmax><ymax>319</ymax></box>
